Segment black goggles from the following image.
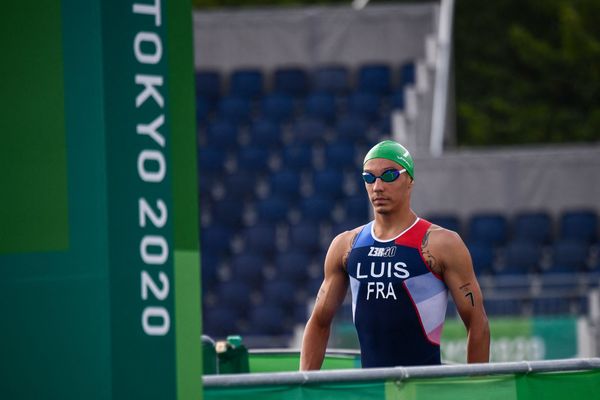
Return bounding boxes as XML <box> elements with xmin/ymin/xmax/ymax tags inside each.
<box><xmin>362</xmin><ymin>169</ymin><xmax>407</xmax><ymax>184</ymax></box>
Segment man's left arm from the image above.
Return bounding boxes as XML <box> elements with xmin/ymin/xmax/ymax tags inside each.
<box><xmin>436</xmin><ymin>230</ymin><xmax>490</xmax><ymax>363</ymax></box>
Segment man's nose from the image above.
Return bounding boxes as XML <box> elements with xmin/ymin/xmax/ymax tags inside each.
<box><xmin>372</xmin><ymin>178</ymin><xmax>384</xmax><ymax>191</ymax></box>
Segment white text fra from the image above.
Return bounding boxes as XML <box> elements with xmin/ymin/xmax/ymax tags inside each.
<box><xmin>366</xmin><ymin>281</ymin><xmax>397</xmax><ymax>300</ymax></box>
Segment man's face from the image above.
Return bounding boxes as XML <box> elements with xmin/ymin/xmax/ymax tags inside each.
<box><xmin>363</xmin><ymin>158</ymin><xmax>412</xmax><ymax>215</ymax></box>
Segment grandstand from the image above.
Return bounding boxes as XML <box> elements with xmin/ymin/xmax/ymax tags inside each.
<box><xmin>194</xmin><ymin>2</ymin><xmax>600</xmax><ymax>359</ymax></box>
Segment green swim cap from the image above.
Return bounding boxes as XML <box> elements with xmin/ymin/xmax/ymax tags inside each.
<box><xmin>363</xmin><ymin>140</ymin><xmax>414</xmax><ymax>179</ymax></box>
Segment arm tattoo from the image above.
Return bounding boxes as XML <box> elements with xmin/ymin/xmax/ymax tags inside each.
<box><xmin>316</xmin><ymin>287</ymin><xmax>324</xmax><ymax>304</ymax></box>
<box><xmin>460</xmin><ymin>283</ymin><xmax>475</xmax><ymax>307</ymax></box>
<box><xmin>421</xmin><ymin>231</ymin><xmax>441</xmax><ymax>274</ymax></box>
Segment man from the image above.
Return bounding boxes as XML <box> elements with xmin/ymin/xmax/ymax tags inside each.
<box><xmin>300</xmin><ymin>140</ymin><xmax>490</xmax><ymax>369</ymax></box>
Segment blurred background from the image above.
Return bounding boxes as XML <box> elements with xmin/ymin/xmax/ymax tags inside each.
<box><xmin>194</xmin><ymin>0</ymin><xmax>600</xmax><ymax>363</ymax></box>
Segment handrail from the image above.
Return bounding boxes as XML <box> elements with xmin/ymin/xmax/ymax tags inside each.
<box><xmin>204</xmin><ymin>357</ymin><xmax>600</xmax><ymax>387</ymax></box>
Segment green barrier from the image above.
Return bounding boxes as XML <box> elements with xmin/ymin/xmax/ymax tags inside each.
<box><xmin>204</xmin><ymin>369</ymin><xmax>600</xmax><ymax>400</ymax></box>
<box><xmin>249</xmin><ymin>351</ymin><xmax>360</xmax><ymax>373</ymax></box>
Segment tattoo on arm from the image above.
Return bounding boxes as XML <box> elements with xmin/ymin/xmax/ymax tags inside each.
<box><xmin>421</xmin><ymin>231</ymin><xmax>440</xmax><ymax>274</ymax></box>
<box><xmin>316</xmin><ymin>287</ymin><xmax>324</xmax><ymax>304</ymax></box>
<box><xmin>459</xmin><ymin>283</ymin><xmax>475</xmax><ymax>307</ymax></box>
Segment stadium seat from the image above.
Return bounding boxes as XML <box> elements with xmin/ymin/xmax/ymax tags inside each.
<box><xmin>548</xmin><ymin>239</ymin><xmax>589</xmax><ymax>272</ymax></box>
<box><xmin>256</xmin><ymin>196</ymin><xmax>289</xmax><ymax>223</ymax></box>
<box><xmin>467</xmin><ymin>242</ymin><xmax>494</xmax><ymax>275</ymax></box>
<box><xmin>196</xmin><ymin>95</ymin><xmax>210</xmax><ymax>125</ymax></box>
<box><xmin>201</xmin><ymin>226</ymin><xmax>232</xmax><ymax>255</ymax></box>
<box><xmin>216</xmin><ymin>281</ymin><xmax>253</xmax><ymax>313</ymax></box>
<box><xmin>357</xmin><ymin>63</ymin><xmax>392</xmax><ymax>95</ymax></box>
<box><xmin>197</xmin><ymin>146</ymin><xmax>226</xmax><ymax>173</ymax></box>
<box><xmin>229</xmin><ymin>68</ymin><xmax>264</xmax><ymax>99</ymax></box>
<box><xmin>217</xmin><ymin>95</ymin><xmax>251</xmax><ymax>125</ymax></box>
<box><xmin>532</xmin><ymin>297</ymin><xmax>571</xmax><ymax>315</ymax></box>
<box><xmin>274</xmin><ymin>67</ymin><xmax>309</xmax><ymax>97</ymax></box>
<box><xmin>343</xmin><ymin>194</ymin><xmax>370</xmax><ymax>222</ymax></box>
<box><xmin>484</xmin><ymin>298</ymin><xmax>522</xmax><ymax>316</ymax></box>
<box><xmin>262</xmin><ymin>279</ymin><xmax>297</xmax><ymax>311</ymax></box>
<box><xmin>312</xmin><ymin>65</ymin><xmax>350</xmax><ymax>95</ymax></box>
<box><xmin>390</xmin><ymin>89</ymin><xmax>405</xmax><ymax>110</ymax></box>
<box><xmin>468</xmin><ymin>213</ymin><xmax>508</xmax><ymax>245</ymax></box>
<box><xmin>300</xmin><ymin>194</ymin><xmax>335</xmax><ymax>222</ymax></box>
<box><xmin>205</xmin><ymin>119</ymin><xmax>239</xmax><ymax>150</ymax></box>
<box><xmin>195</xmin><ymin>69</ymin><xmax>221</xmax><ymax>100</ymax></box>
<box><xmin>201</xmin><ymin>252</ymin><xmax>220</xmax><ymax>292</ymax></box>
<box><xmin>261</xmin><ymin>92</ymin><xmax>295</xmax><ymax>123</ymax></box>
<box><xmin>331</xmin><ymin>218</ymin><xmax>366</xmax><ymax>236</ymax></box>
<box><xmin>399</xmin><ymin>62</ymin><xmax>416</xmax><ymax>87</ymax></box>
<box><xmin>513</xmin><ymin>211</ymin><xmax>553</xmax><ymax>244</ymax></box>
<box><xmin>427</xmin><ymin>214</ymin><xmax>461</xmax><ymax>234</ymax></box>
<box><xmin>292</xmin><ymin>117</ymin><xmax>327</xmax><ymax>144</ymax></box>
<box><xmin>203</xmin><ymin>307</ymin><xmax>239</xmax><ymax>338</ymax></box>
<box><xmin>313</xmin><ymin>169</ymin><xmax>345</xmax><ymax>199</ymax></box>
<box><xmin>249</xmin><ymin>118</ymin><xmax>283</xmax><ymax>148</ymax></box>
<box><xmin>230</xmin><ymin>253</ymin><xmax>267</xmax><ymax>289</ymax></box>
<box><xmin>236</xmin><ymin>145</ymin><xmax>271</xmax><ymax>174</ymax></box>
<box><xmin>560</xmin><ymin>210</ymin><xmax>598</xmax><ymax>244</ymax></box>
<box><xmin>247</xmin><ymin>304</ymin><xmax>288</xmax><ymax>336</ymax></box>
<box><xmin>500</xmin><ymin>241</ymin><xmax>542</xmax><ymax>275</ymax></box>
<box><xmin>336</xmin><ymin>115</ymin><xmax>369</xmax><ymax>143</ymax></box>
<box><xmin>269</xmin><ymin>169</ymin><xmax>302</xmax><ymax>203</ymax></box>
<box><xmin>242</xmin><ymin>223</ymin><xmax>278</xmax><ymax>256</ymax></box>
<box><xmin>212</xmin><ymin>196</ymin><xmax>245</xmax><ymax>228</ymax></box>
<box><xmin>282</xmin><ymin>143</ymin><xmax>313</xmax><ymax>171</ymax></box>
<box><xmin>304</xmin><ymin>92</ymin><xmax>336</xmax><ymax>123</ymax></box>
<box><xmin>347</xmin><ymin>91</ymin><xmax>381</xmax><ymax>122</ymax></box>
<box><xmin>274</xmin><ymin>249</ymin><xmax>311</xmax><ymax>283</ymax></box>
<box><xmin>289</xmin><ymin>221</ymin><xmax>321</xmax><ymax>252</ymax></box>
<box><xmin>324</xmin><ymin>141</ymin><xmax>357</xmax><ymax>171</ymax></box>
<box><xmin>223</xmin><ymin>170</ymin><xmax>258</xmax><ymax>200</ymax></box>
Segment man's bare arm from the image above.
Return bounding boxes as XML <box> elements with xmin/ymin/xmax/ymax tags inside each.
<box><xmin>300</xmin><ymin>231</ymin><xmax>353</xmax><ymax>370</ymax></box>
<box><xmin>428</xmin><ymin>227</ymin><xmax>490</xmax><ymax>363</ymax></box>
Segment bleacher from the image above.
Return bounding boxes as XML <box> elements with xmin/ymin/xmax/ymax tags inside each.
<box><xmin>196</xmin><ymin>64</ymin><xmax>600</xmax><ymax>343</ymax></box>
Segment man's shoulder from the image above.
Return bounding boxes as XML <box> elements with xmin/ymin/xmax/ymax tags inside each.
<box><xmin>425</xmin><ymin>223</ymin><xmax>464</xmax><ymax>250</ymax></box>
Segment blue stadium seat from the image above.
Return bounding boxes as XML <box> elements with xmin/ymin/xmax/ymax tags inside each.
<box><xmin>312</xmin><ymin>65</ymin><xmax>350</xmax><ymax>95</ymax></box>
<box><xmin>513</xmin><ymin>211</ymin><xmax>553</xmax><ymax>244</ymax></box>
<box><xmin>217</xmin><ymin>95</ymin><xmax>251</xmax><ymax>125</ymax></box>
<box><xmin>274</xmin><ymin>67</ymin><xmax>309</xmax><ymax>97</ymax></box>
<box><xmin>223</xmin><ymin>171</ymin><xmax>258</xmax><ymax>200</ymax></box>
<box><xmin>262</xmin><ymin>279</ymin><xmax>297</xmax><ymax>311</ymax></box>
<box><xmin>213</xmin><ymin>196</ymin><xmax>244</xmax><ymax>228</ymax></box>
<box><xmin>201</xmin><ymin>226</ymin><xmax>232</xmax><ymax>256</ymax></box>
<box><xmin>300</xmin><ymin>194</ymin><xmax>335</xmax><ymax>222</ymax></box>
<box><xmin>313</xmin><ymin>169</ymin><xmax>345</xmax><ymax>199</ymax></box>
<box><xmin>195</xmin><ymin>69</ymin><xmax>221</xmax><ymax>99</ymax></box>
<box><xmin>282</xmin><ymin>143</ymin><xmax>313</xmax><ymax>171</ymax></box>
<box><xmin>247</xmin><ymin>304</ymin><xmax>288</xmax><ymax>335</ymax></box>
<box><xmin>256</xmin><ymin>196</ymin><xmax>289</xmax><ymax>223</ymax></box>
<box><xmin>261</xmin><ymin>92</ymin><xmax>295</xmax><ymax>123</ymax></box>
<box><xmin>230</xmin><ymin>253</ymin><xmax>267</xmax><ymax>289</ymax></box>
<box><xmin>484</xmin><ymin>298</ymin><xmax>521</xmax><ymax>316</ymax></box>
<box><xmin>427</xmin><ymin>214</ymin><xmax>461</xmax><ymax>234</ymax></box>
<box><xmin>390</xmin><ymin>89</ymin><xmax>405</xmax><ymax>110</ymax></box>
<box><xmin>343</xmin><ymin>194</ymin><xmax>370</xmax><ymax>222</ymax></box>
<box><xmin>347</xmin><ymin>91</ymin><xmax>381</xmax><ymax>122</ymax></box>
<box><xmin>201</xmin><ymin>252</ymin><xmax>220</xmax><ymax>292</ymax></box>
<box><xmin>532</xmin><ymin>297</ymin><xmax>571</xmax><ymax>315</ymax></box>
<box><xmin>289</xmin><ymin>221</ymin><xmax>321</xmax><ymax>252</ymax></box>
<box><xmin>203</xmin><ymin>307</ymin><xmax>239</xmax><ymax>338</ymax></box>
<box><xmin>229</xmin><ymin>68</ymin><xmax>264</xmax><ymax>99</ymax></box>
<box><xmin>269</xmin><ymin>169</ymin><xmax>301</xmax><ymax>203</ymax></box>
<box><xmin>324</xmin><ymin>141</ymin><xmax>357</xmax><ymax>171</ymax></box>
<box><xmin>196</xmin><ymin>95</ymin><xmax>210</xmax><ymax>125</ymax></box>
<box><xmin>467</xmin><ymin>242</ymin><xmax>494</xmax><ymax>275</ymax></box>
<box><xmin>236</xmin><ymin>145</ymin><xmax>271</xmax><ymax>174</ymax></box>
<box><xmin>249</xmin><ymin>118</ymin><xmax>282</xmax><ymax>148</ymax></box>
<box><xmin>304</xmin><ymin>92</ymin><xmax>336</xmax><ymax>123</ymax></box>
<box><xmin>275</xmin><ymin>250</ymin><xmax>311</xmax><ymax>283</ymax></box>
<box><xmin>500</xmin><ymin>241</ymin><xmax>541</xmax><ymax>275</ymax></box>
<box><xmin>335</xmin><ymin>115</ymin><xmax>369</xmax><ymax>142</ymax></box>
<box><xmin>468</xmin><ymin>213</ymin><xmax>508</xmax><ymax>245</ymax></box>
<box><xmin>216</xmin><ymin>281</ymin><xmax>253</xmax><ymax>313</ymax></box>
<box><xmin>292</xmin><ymin>117</ymin><xmax>327</xmax><ymax>144</ymax></box>
<box><xmin>242</xmin><ymin>223</ymin><xmax>277</xmax><ymax>256</ymax></box>
<box><xmin>331</xmin><ymin>218</ymin><xmax>366</xmax><ymax>236</ymax></box>
<box><xmin>357</xmin><ymin>63</ymin><xmax>392</xmax><ymax>95</ymax></box>
<box><xmin>549</xmin><ymin>239</ymin><xmax>589</xmax><ymax>272</ymax></box>
<box><xmin>560</xmin><ymin>210</ymin><xmax>598</xmax><ymax>244</ymax></box>
<box><xmin>205</xmin><ymin>119</ymin><xmax>238</xmax><ymax>150</ymax></box>
<box><xmin>399</xmin><ymin>62</ymin><xmax>416</xmax><ymax>87</ymax></box>
<box><xmin>197</xmin><ymin>146</ymin><xmax>226</xmax><ymax>173</ymax></box>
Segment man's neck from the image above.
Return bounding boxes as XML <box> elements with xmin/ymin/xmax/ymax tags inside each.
<box><xmin>372</xmin><ymin>209</ymin><xmax>418</xmax><ymax>241</ymax></box>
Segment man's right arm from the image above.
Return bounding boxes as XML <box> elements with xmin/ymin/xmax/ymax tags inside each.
<box><xmin>299</xmin><ymin>232</ymin><xmax>352</xmax><ymax>370</ymax></box>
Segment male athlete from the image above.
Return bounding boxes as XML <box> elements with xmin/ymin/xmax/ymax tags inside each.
<box><xmin>300</xmin><ymin>140</ymin><xmax>490</xmax><ymax>369</ymax></box>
